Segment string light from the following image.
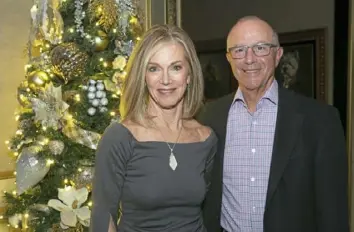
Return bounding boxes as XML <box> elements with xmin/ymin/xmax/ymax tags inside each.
<box><xmin>75</xmin><ymin>94</ymin><xmax>81</xmax><ymax>102</ymax></box>
<box><xmin>12</xmin><ymin>190</ymin><xmax>17</xmax><ymax>196</ymax></box>
<box><xmin>46</xmin><ymin>159</ymin><xmax>55</xmax><ymax>166</ymax></box>
<box><xmin>112</xmin><ymin>29</ymin><xmax>117</xmax><ymax>33</ymax></box>
<box><xmin>110</xmin><ymin>112</ymin><xmax>116</xmax><ymax>116</ymax></box>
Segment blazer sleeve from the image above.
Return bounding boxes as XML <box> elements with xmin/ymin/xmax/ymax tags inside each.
<box><xmin>315</xmin><ymin>107</ymin><xmax>349</xmax><ymax>232</ymax></box>
<box><xmin>90</xmin><ymin>123</ymin><xmax>133</xmax><ymax>232</ymax></box>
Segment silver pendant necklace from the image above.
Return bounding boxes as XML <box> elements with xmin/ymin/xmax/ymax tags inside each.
<box><xmin>154</xmin><ymin>121</ymin><xmax>183</xmax><ymax>171</ymax></box>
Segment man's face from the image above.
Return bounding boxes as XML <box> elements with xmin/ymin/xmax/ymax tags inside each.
<box><xmin>226</xmin><ymin>20</ymin><xmax>283</xmax><ymax>91</ymax></box>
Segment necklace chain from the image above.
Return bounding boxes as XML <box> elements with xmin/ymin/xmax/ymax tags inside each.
<box><xmin>154</xmin><ymin>121</ymin><xmax>183</xmax><ymax>151</ymax></box>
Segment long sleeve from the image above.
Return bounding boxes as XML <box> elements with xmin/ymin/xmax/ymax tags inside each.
<box><xmin>315</xmin><ymin>107</ymin><xmax>349</xmax><ymax>232</ymax></box>
<box><xmin>90</xmin><ymin>123</ymin><xmax>133</xmax><ymax>232</ymax></box>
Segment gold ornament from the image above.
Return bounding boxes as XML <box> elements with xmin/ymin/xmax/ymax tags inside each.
<box><xmin>94</xmin><ymin>30</ymin><xmax>109</xmax><ymax>51</ymax></box>
<box><xmin>89</xmin><ymin>0</ymin><xmax>119</xmax><ymax>31</ymax></box>
<box><xmin>27</xmin><ymin>70</ymin><xmax>49</xmax><ymax>87</ymax></box>
<box><xmin>51</xmin><ymin>43</ymin><xmax>88</xmax><ymax>83</ymax></box>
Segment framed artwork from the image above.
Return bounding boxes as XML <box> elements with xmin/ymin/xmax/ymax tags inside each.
<box><xmin>276</xmin><ymin>28</ymin><xmax>327</xmax><ymax>102</ymax></box>
<box><xmin>143</xmin><ymin>0</ymin><xmax>182</xmax><ymax>29</ymax></box>
<box><xmin>194</xmin><ymin>39</ymin><xmax>237</xmax><ymax>101</ymax></box>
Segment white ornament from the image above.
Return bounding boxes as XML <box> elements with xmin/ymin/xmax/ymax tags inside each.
<box><xmin>102</xmin><ymin>91</ymin><xmax>106</xmax><ymax>98</ymax></box>
<box><xmin>100</xmin><ymin>98</ymin><xmax>108</xmax><ymax>106</ymax></box>
<box><xmin>89</xmin><ymin>80</ymin><xmax>96</xmax><ymax>85</ymax></box>
<box><xmin>99</xmin><ymin>107</ymin><xmax>108</xmax><ymax>113</ymax></box>
<box><xmin>88</xmin><ymin>86</ymin><xmax>96</xmax><ymax>92</ymax></box>
<box><xmin>96</xmin><ymin>83</ymin><xmax>105</xmax><ymax>91</ymax></box>
<box><xmin>95</xmin><ymin>91</ymin><xmax>104</xmax><ymax>98</ymax></box>
<box><xmin>48</xmin><ymin>187</ymin><xmax>91</xmax><ymax>228</ymax></box>
<box><xmin>91</xmin><ymin>99</ymin><xmax>100</xmax><ymax>107</ymax></box>
<box><xmin>87</xmin><ymin>92</ymin><xmax>95</xmax><ymax>99</ymax></box>
<box><xmin>87</xmin><ymin>107</ymin><xmax>96</xmax><ymax>116</ymax></box>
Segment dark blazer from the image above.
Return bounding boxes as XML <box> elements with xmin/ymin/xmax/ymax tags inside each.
<box><xmin>198</xmin><ymin>87</ymin><xmax>349</xmax><ymax>232</ymax></box>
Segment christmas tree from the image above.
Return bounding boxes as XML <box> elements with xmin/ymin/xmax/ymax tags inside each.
<box><xmin>3</xmin><ymin>0</ymin><xmax>143</xmax><ymax>230</ymax></box>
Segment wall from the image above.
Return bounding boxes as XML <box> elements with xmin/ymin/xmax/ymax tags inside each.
<box><xmin>181</xmin><ymin>0</ymin><xmax>334</xmax><ymax>104</ymax></box>
<box><xmin>0</xmin><ymin>0</ymin><xmax>33</xmax><ymax>173</ymax></box>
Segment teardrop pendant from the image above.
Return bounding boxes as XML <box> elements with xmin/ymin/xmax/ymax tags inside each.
<box><xmin>169</xmin><ymin>152</ymin><xmax>178</xmax><ymax>171</ymax></box>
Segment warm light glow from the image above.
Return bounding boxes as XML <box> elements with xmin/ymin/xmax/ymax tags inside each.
<box><xmin>97</xmin><ymin>7</ymin><xmax>102</xmax><ymax>12</ymax></box>
<box><xmin>99</xmin><ymin>58</ymin><xmax>104</xmax><ymax>62</ymax></box>
<box><xmin>13</xmin><ymin>171</ymin><xmax>16</xmax><ymax>176</ymax></box>
<box><xmin>78</xmin><ymin>168</ymin><xmax>82</xmax><ymax>172</ymax></box>
<box><xmin>136</xmin><ymin>37</ymin><xmax>141</xmax><ymax>41</ymax></box>
<box><xmin>46</xmin><ymin>159</ymin><xmax>55</xmax><ymax>166</ymax></box>
<box><xmin>5</xmin><ymin>140</ymin><xmax>9</xmax><ymax>145</ymax></box>
<box><xmin>0</xmin><ymin>215</ymin><xmax>3</xmax><ymax>219</ymax></box>
<box><xmin>15</xmin><ymin>115</ymin><xmax>20</xmax><ymax>121</ymax></box>
<box><xmin>14</xmin><ymin>152</ymin><xmax>19</xmax><ymax>157</ymax></box>
<box><xmin>86</xmin><ymin>35</ymin><xmax>91</xmax><ymax>39</ymax></box>
<box><xmin>26</xmin><ymin>88</ymin><xmax>31</xmax><ymax>92</ymax></box>
<box><xmin>75</xmin><ymin>94</ymin><xmax>81</xmax><ymax>102</ymax></box>
<box><xmin>64</xmin><ymin>179</ymin><xmax>68</xmax><ymax>184</ymax></box>
<box><xmin>42</xmin><ymin>126</ymin><xmax>47</xmax><ymax>131</ymax></box>
<box><xmin>129</xmin><ymin>17</ymin><xmax>138</xmax><ymax>24</ymax></box>
<box><xmin>103</xmin><ymin>62</ymin><xmax>108</xmax><ymax>67</ymax></box>
<box><xmin>113</xmin><ymin>29</ymin><xmax>117</xmax><ymax>33</ymax></box>
<box><xmin>88</xmin><ymin>201</ymin><xmax>93</xmax><ymax>207</ymax></box>
<box><xmin>12</xmin><ymin>190</ymin><xmax>17</xmax><ymax>196</ymax></box>
<box><xmin>16</xmin><ymin>130</ymin><xmax>23</xmax><ymax>135</ymax></box>
<box><xmin>69</xmin><ymin>28</ymin><xmax>74</xmax><ymax>33</ymax></box>
<box><xmin>24</xmin><ymin>214</ymin><xmax>29</xmax><ymax>218</ymax></box>
<box><xmin>95</xmin><ymin>37</ymin><xmax>102</xmax><ymax>44</ymax></box>
<box><xmin>110</xmin><ymin>112</ymin><xmax>116</xmax><ymax>116</ymax></box>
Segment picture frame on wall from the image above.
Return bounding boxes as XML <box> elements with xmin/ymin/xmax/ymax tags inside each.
<box><xmin>194</xmin><ymin>39</ymin><xmax>236</xmax><ymax>101</ymax></box>
<box><xmin>276</xmin><ymin>28</ymin><xmax>328</xmax><ymax>102</ymax></box>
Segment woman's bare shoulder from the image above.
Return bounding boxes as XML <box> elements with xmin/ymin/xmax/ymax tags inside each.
<box><xmin>185</xmin><ymin>119</ymin><xmax>213</xmax><ymax>141</ymax></box>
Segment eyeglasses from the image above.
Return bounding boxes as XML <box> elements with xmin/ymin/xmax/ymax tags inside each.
<box><xmin>227</xmin><ymin>43</ymin><xmax>278</xmax><ymax>59</ymax></box>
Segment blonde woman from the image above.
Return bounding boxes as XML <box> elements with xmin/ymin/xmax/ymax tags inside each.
<box><xmin>90</xmin><ymin>24</ymin><xmax>217</xmax><ymax>232</ymax></box>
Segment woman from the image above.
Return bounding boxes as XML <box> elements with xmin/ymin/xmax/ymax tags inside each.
<box><xmin>90</xmin><ymin>24</ymin><xmax>217</xmax><ymax>232</ymax></box>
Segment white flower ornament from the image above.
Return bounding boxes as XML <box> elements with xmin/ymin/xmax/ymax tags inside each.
<box><xmin>48</xmin><ymin>186</ymin><xmax>90</xmax><ymax>228</ymax></box>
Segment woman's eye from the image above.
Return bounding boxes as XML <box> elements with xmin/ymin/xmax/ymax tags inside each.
<box><xmin>148</xmin><ymin>66</ymin><xmax>157</xmax><ymax>72</ymax></box>
<box><xmin>173</xmin><ymin>65</ymin><xmax>182</xmax><ymax>71</ymax></box>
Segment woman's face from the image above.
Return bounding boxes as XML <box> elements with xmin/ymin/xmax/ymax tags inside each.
<box><xmin>145</xmin><ymin>41</ymin><xmax>190</xmax><ymax>110</ymax></box>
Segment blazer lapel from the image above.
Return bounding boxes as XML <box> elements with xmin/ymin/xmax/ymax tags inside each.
<box><xmin>265</xmin><ymin>88</ymin><xmax>303</xmax><ymax>207</ymax></box>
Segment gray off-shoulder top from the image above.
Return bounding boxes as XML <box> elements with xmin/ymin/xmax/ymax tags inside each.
<box><xmin>90</xmin><ymin>122</ymin><xmax>217</xmax><ymax>232</ymax></box>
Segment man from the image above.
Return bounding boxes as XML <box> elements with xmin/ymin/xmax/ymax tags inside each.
<box><xmin>198</xmin><ymin>16</ymin><xmax>349</xmax><ymax>232</ymax></box>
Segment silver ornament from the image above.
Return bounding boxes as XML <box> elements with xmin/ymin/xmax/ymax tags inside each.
<box><xmin>87</xmin><ymin>107</ymin><xmax>96</xmax><ymax>116</ymax></box>
<box><xmin>95</xmin><ymin>91</ymin><xmax>104</xmax><ymax>98</ymax></box>
<box><xmin>100</xmin><ymin>98</ymin><xmax>108</xmax><ymax>106</ymax></box>
<box><xmin>91</xmin><ymin>99</ymin><xmax>100</xmax><ymax>107</ymax></box>
<box><xmin>87</xmin><ymin>92</ymin><xmax>95</xmax><ymax>99</ymax></box>
<box><xmin>16</xmin><ymin>146</ymin><xmax>50</xmax><ymax>195</ymax></box>
<box><xmin>88</xmin><ymin>86</ymin><xmax>96</xmax><ymax>92</ymax></box>
<box><xmin>89</xmin><ymin>80</ymin><xmax>96</xmax><ymax>85</ymax></box>
<box><xmin>99</xmin><ymin>107</ymin><xmax>108</xmax><ymax>113</ymax></box>
<box><xmin>102</xmin><ymin>91</ymin><xmax>107</xmax><ymax>98</ymax></box>
<box><xmin>96</xmin><ymin>83</ymin><xmax>105</xmax><ymax>91</ymax></box>
<box><xmin>48</xmin><ymin>140</ymin><xmax>65</xmax><ymax>155</ymax></box>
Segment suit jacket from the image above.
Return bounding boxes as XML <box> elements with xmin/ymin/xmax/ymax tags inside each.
<box><xmin>197</xmin><ymin>87</ymin><xmax>349</xmax><ymax>232</ymax></box>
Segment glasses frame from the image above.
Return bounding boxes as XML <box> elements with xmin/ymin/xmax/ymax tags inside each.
<box><xmin>227</xmin><ymin>43</ymin><xmax>279</xmax><ymax>59</ymax></box>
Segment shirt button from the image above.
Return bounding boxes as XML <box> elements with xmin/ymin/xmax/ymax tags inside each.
<box><xmin>252</xmin><ymin>206</ymin><xmax>256</xmax><ymax>212</ymax></box>
<box><xmin>251</xmin><ymin>148</ymin><xmax>256</xmax><ymax>153</ymax></box>
<box><xmin>250</xmin><ymin>177</ymin><xmax>255</xmax><ymax>182</ymax></box>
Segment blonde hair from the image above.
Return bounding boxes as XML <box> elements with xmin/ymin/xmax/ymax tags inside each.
<box><xmin>119</xmin><ymin>24</ymin><xmax>204</xmax><ymax>125</ymax></box>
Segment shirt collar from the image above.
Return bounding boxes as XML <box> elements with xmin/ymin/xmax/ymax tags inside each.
<box><xmin>233</xmin><ymin>79</ymin><xmax>279</xmax><ymax>105</ymax></box>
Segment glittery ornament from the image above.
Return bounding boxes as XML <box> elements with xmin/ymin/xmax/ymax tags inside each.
<box><xmin>48</xmin><ymin>140</ymin><xmax>65</xmax><ymax>155</ymax></box>
<box><xmin>51</xmin><ymin>43</ymin><xmax>88</xmax><ymax>83</ymax></box>
<box><xmin>16</xmin><ymin>146</ymin><xmax>50</xmax><ymax>195</ymax></box>
<box><xmin>73</xmin><ymin>165</ymin><xmax>94</xmax><ymax>189</ymax></box>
